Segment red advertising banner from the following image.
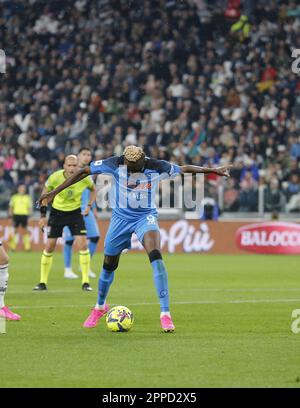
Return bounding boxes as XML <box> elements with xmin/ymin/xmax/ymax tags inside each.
<box><xmin>1</xmin><ymin>219</ymin><xmax>299</xmax><ymax>254</ymax></box>
<box><xmin>235</xmin><ymin>222</ymin><xmax>300</xmax><ymax>254</ymax></box>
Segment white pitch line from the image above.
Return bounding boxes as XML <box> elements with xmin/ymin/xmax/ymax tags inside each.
<box><xmin>11</xmin><ymin>298</ymin><xmax>300</xmax><ymax>310</ymax></box>
<box><xmin>8</xmin><ymin>288</ymin><xmax>300</xmax><ymax>295</ymax></box>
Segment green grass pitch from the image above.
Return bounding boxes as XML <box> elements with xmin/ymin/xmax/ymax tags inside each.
<box><xmin>1</xmin><ymin>252</ymin><xmax>300</xmax><ymax>388</ymax></box>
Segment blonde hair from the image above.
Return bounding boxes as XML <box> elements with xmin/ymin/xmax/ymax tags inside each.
<box><xmin>124</xmin><ymin>145</ymin><xmax>144</xmax><ymax>162</ymax></box>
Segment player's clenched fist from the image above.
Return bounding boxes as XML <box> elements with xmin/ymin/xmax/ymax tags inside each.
<box><xmin>37</xmin><ymin>192</ymin><xmax>55</xmax><ymax>207</ymax></box>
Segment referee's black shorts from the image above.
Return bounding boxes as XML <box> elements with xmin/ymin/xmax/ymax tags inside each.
<box><xmin>13</xmin><ymin>215</ymin><xmax>29</xmax><ymax>228</ymax></box>
<box><xmin>47</xmin><ymin>207</ymin><xmax>86</xmax><ymax>239</ymax></box>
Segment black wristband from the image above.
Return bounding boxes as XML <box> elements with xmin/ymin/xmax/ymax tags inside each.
<box><xmin>40</xmin><ymin>206</ymin><xmax>47</xmax><ymax>217</ymax></box>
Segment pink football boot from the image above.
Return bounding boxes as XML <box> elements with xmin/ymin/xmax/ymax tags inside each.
<box><xmin>0</xmin><ymin>306</ymin><xmax>21</xmax><ymax>321</ymax></box>
<box><xmin>83</xmin><ymin>304</ymin><xmax>109</xmax><ymax>328</ymax></box>
<box><xmin>160</xmin><ymin>315</ymin><xmax>175</xmax><ymax>332</ymax></box>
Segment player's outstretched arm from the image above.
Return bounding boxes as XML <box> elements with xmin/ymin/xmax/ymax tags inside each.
<box><xmin>180</xmin><ymin>164</ymin><xmax>232</xmax><ymax>178</ymax></box>
<box><xmin>37</xmin><ymin>167</ymin><xmax>91</xmax><ymax>206</ymax></box>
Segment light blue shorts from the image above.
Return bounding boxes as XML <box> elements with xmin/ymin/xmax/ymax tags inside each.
<box><xmin>104</xmin><ymin>213</ymin><xmax>159</xmax><ymax>256</ymax></box>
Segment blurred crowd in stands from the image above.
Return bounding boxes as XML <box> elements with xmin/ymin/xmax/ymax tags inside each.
<box><xmin>0</xmin><ymin>0</ymin><xmax>300</xmax><ymax>214</ymax></box>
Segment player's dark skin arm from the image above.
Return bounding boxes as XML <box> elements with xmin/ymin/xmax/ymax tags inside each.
<box><xmin>179</xmin><ymin>164</ymin><xmax>232</xmax><ymax>177</ymax></box>
<box><xmin>141</xmin><ymin>164</ymin><xmax>233</xmax><ymax>255</ymax></box>
<box><xmin>37</xmin><ymin>167</ymin><xmax>91</xmax><ymax>206</ymax></box>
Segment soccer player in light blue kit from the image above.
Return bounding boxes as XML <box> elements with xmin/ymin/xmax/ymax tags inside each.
<box><xmin>39</xmin><ymin>146</ymin><xmax>231</xmax><ymax>332</ymax></box>
<box><xmin>63</xmin><ymin>147</ymin><xmax>100</xmax><ymax>280</ymax></box>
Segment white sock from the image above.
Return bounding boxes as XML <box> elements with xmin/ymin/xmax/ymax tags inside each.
<box><xmin>160</xmin><ymin>312</ymin><xmax>171</xmax><ymax>318</ymax></box>
<box><xmin>0</xmin><ymin>264</ymin><xmax>9</xmax><ymax>309</ymax></box>
<box><xmin>95</xmin><ymin>303</ymin><xmax>105</xmax><ymax>310</ymax></box>
<box><xmin>65</xmin><ymin>267</ymin><xmax>73</xmax><ymax>273</ymax></box>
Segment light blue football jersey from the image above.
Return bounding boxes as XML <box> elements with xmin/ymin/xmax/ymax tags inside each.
<box><xmin>90</xmin><ymin>156</ymin><xmax>181</xmax><ymax>220</ymax></box>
